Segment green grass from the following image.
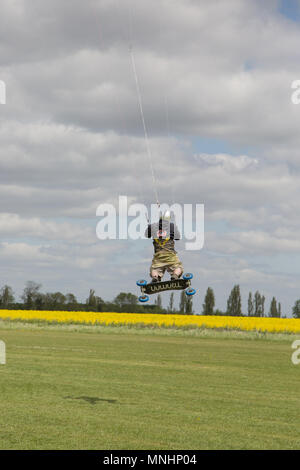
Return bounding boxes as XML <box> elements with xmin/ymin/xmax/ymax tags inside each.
<box><xmin>0</xmin><ymin>322</ymin><xmax>300</xmax><ymax>449</ymax></box>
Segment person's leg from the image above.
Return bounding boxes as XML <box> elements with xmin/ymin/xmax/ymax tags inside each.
<box><xmin>150</xmin><ymin>267</ymin><xmax>165</xmax><ymax>282</ymax></box>
<box><xmin>167</xmin><ymin>263</ymin><xmax>183</xmax><ymax>280</ymax></box>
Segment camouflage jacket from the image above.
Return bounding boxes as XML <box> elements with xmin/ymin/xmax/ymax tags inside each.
<box><xmin>145</xmin><ymin>220</ymin><xmax>181</xmax><ymax>254</ymax></box>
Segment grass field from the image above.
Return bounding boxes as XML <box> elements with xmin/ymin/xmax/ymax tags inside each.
<box><xmin>0</xmin><ymin>322</ymin><xmax>300</xmax><ymax>449</ymax></box>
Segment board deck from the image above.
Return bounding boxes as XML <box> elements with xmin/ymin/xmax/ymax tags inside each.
<box><xmin>141</xmin><ymin>278</ymin><xmax>191</xmax><ymax>295</ymax></box>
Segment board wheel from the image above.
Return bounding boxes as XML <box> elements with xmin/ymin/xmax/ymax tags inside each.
<box><xmin>185</xmin><ymin>288</ymin><xmax>196</xmax><ymax>296</ymax></box>
<box><xmin>139</xmin><ymin>294</ymin><xmax>149</xmax><ymax>303</ymax></box>
<box><xmin>183</xmin><ymin>273</ymin><xmax>193</xmax><ymax>280</ymax></box>
<box><xmin>136</xmin><ymin>279</ymin><xmax>147</xmax><ymax>287</ymax></box>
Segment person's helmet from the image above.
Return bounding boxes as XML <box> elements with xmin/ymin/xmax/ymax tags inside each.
<box><xmin>163</xmin><ymin>210</ymin><xmax>171</xmax><ymax>221</ymax></box>
<box><xmin>160</xmin><ymin>210</ymin><xmax>171</xmax><ymax>221</ymax></box>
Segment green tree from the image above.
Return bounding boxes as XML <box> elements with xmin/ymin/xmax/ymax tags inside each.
<box><xmin>254</xmin><ymin>291</ymin><xmax>265</xmax><ymax>317</ymax></box>
<box><xmin>86</xmin><ymin>289</ymin><xmax>104</xmax><ymax>311</ymax></box>
<box><xmin>21</xmin><ymin>281</ymin><xmax>42</xmax><ymax>309</ymax></box>
<box><xmin>66</xmin><ymin>293</ymin><xmax>78</xmax><ymax>309</ymax></box>
<box><xmin>44</xmin><ymin>292</ymin><xmax>66</xmax><ymax>309</ymax></box>
<box><xmin>168</xmin><ymin>292</ymin><xmax>174</xmax><ymax>312</ymax></box>
<box><xmin>261</xmin><ymin>295</ymin><xmax>265</xmax><ymax>316</ymax></box>
<box><xmin>278</xmin><ymin>302</ymin><xmax>281</xmax><ymax>318</ymax></box>
<box><xmin>179</xmin><ymin>290</ymin><xmax>186</xmax><ymax>314</ymax></box>
<box><xmin>254</xmin><ymin>291</ymin><xmax>260</xmax><ymax>316</ymax></box>
<box><xmin>292</xmin><ymin>300</ymin><xmax>300</xmax><ymax>318</ymax></box>
<box><xmin>202</xmin><ymin>287</ymin><xmax>215</xmax><ymax>315</ymax></box>
<box><xmin>95</xmin><ymin>296</ymin><xmax>105</xmax><ymax>312</ymax></box>
<box><xmin>227</xmin><ymin>285</ymin><xmax>242</xmax><ymax>316</ymax></box>
<box><xmin>185</xmin><ymin>296</ymin><xmax>193</xmax><ymax>315</ymax></box>
<box><xmin>114</xmin><ymin>292</ymin><xmax>138</xmax><ymax>309</ymax></box>
<box><xmin>35</xmin><ymin>293</ymin><xmax>46</xmax><ymax>310</ymax></box>
<box><xmin>0</xmin><ymin>285</ymin><xmax>15</xmax><ymax>307</ymax></box>
<box><xmin>86</xmin><ymin>289</ymin><xmax>97</xmax><ymax>309</ymax></box>
<box><xmin>248</xmin><ymin>292</ymin><xmax>254</xmax><ymax>316</ymax></box>
<box><xmin>155</xmin><ymin>294</ymin><xmax>162</xmax><ymax>308</ymax></box>
<box><xmin>269</xmin><ymin>297</ymin><xmax>278</xmax><ymax>317</ymax></box>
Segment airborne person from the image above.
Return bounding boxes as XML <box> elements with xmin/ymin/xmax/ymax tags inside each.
<box><xmin>145</xmin><ymin>210</ymin><xmax>184</xmax><ymax>283</ymax></box>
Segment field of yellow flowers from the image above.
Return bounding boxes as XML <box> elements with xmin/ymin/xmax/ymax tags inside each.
<box><xmin>0</xmin><ymin>309</ymin><xmax>299</xmax><ymax>333</ymax></box>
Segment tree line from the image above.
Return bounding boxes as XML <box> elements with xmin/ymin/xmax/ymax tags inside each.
<box><xmin>202</xmin><ymin>285</ymin><xmax>287</xmax><ymax>317</ymax></box>
<box><xmin>1</xmin><ymin>281</ymin><xmax>300</xmax><ymax>317</ymax></box>
<box><xmin>0</xmin><ymin>282</ymin><xmax>194</xmax><ymax>315</ymax></box>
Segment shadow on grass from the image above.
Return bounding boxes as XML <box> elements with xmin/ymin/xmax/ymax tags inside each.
<box><xmin>64</xmin><ymin>395</ymin><xmax>117</xmax><ymax>405</ymax></box>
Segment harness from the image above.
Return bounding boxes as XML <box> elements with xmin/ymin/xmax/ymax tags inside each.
<box><xmin>154</xmin><ymin>237</ymin><xmax>170</xmax><ymax>247</ymax></box>
<box><xmin>153</xmin><ymin>219</ymin><xmax>173</xmax><ymax>250</ymax></box>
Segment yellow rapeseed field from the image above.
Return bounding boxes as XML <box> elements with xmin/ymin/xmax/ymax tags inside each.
<box><xmin>0</xmin><ymin>309</ymin><xmax>299</xmax><ymax>333</ymax></box>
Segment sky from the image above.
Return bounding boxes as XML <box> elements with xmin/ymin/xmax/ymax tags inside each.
<box><xmin>1</xmin><ymin>0</ymin><xmax>300</xmax><ymax>316</ymax></box>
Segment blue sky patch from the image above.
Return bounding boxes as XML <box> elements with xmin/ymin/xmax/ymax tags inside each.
<box><xmin>279</xmin><ymin>0</ymin><xmax>300</xmax><ymax>21</ymax></box>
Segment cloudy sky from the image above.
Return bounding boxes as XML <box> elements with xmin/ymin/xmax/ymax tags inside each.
<box><xmin>1</xmin><ymin>0</ymin><xmax>300</xmax><ymax>315</ymax></box>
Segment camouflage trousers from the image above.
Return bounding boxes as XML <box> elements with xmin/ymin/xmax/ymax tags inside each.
<box><xmin>150</xmin><ymin>251</ymin><xmax>183</xmax><ymax>280</ymax></box>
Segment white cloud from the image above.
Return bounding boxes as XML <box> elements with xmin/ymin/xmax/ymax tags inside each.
<box><xmin>0</xmin><ymin>213</ymin><xmax>95</xmax><ymax>243</ymax></box>
<box><xmin>207</xmin><ymin>230</ymin><xmax>300</xmax><ymax>255</ymax></box>
<box><xmin>193</xmin><ymin>153</ymin><xmax>258</xmax><ymax>172</ymax></box>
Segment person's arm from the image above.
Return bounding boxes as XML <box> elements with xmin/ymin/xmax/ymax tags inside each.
<box><xmin>145</xmin><ymin>223</ymin><xmax>152</xmax><ymax>238</ymax></box>
<box><xmin>170</xmin><ymin>222</ymin><xmax>181</xmax><ymax>240</ymax></box>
